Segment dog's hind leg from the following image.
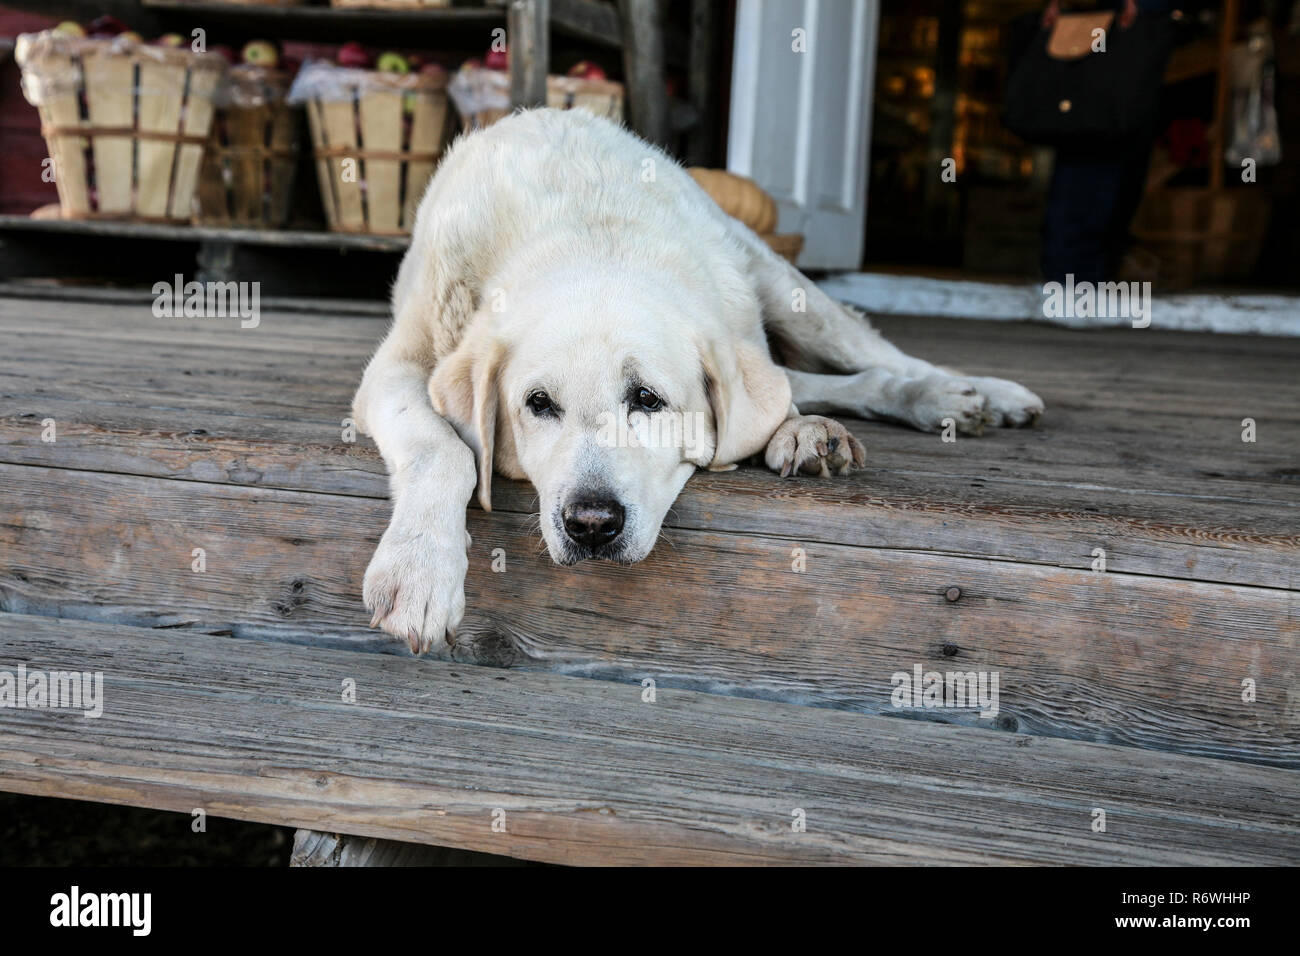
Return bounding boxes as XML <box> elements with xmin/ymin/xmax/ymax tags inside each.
<box><xmin>732</xmin><ymin>233</ymin><xmax>1043</xmax><ymax>428</ymax></box>
<box><xmin>352</xmin><ymin>331</ymin><xmax>477</xmax><ymax>655</ymax></box>
<box><xmin>786</xmin><ymin>367</ymin><xmax>1003</xmax><ymax>435</ymax></box>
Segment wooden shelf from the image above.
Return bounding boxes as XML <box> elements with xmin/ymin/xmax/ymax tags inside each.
<box><xmin>3</xmin><ymin>0</ymin><xmax>622</xmax><ymax>48</ymax></box>
<box><xmin>0</xmin><ymin>214</ymin><xmax>410</xmax><ymax>253</ymax></box>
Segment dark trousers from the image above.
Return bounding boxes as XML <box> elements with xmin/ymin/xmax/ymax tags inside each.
<box><xmin>1041</xmin><ymin>133</ymin><xmax>1156</xmax><ymax>285</ymax></box>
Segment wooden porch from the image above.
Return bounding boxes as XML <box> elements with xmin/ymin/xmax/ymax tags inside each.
<box><xmin>0</xmin><ymin>288</ymin><xmax>1296</xmax><ymax>864</ymax></box>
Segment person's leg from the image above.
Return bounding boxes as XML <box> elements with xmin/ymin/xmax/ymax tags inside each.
<box><xmin>1042</xmin><ymin>150</ymin><xmax>1127</xmax><ymax>284</ymax></box>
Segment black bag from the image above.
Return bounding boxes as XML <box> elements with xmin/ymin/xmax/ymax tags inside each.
<box><xmin>1004</xmin><ymin>12</ymin><xmax>1173</xmax><ymax>147</ymax></box>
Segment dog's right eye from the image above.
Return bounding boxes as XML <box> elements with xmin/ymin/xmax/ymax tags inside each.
<box><xmin>526</xmin><ymin>390</ymin><xmax>557</xmax><ymax>416</ymax></box>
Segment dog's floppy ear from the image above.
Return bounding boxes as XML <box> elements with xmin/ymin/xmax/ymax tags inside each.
<box><xmin>699</xmin><ymin>335</ymin><xmax>793</xmax><ymax>468</ymax></box>
<box><xmin>429</xmin><ymin>331</ymin><xmax>507</xmax><ymax>511</ymax></box>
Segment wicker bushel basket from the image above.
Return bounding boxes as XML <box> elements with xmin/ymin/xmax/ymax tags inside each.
<box><xmin>196</xmin><ymin>65</ymin><xmax>300</xmax><ymax>228</ymax></box>
<box><xmin>16</xmin><ymin>31</ymin><xmax>227</xmax><ymax>223</ymax></box>
<box><xmin>330</xmin><ymin>0</ymin><xmax>449</xmax><ymax>8</ymax></box>
<box><xmin>449</xmin><ymin>66</ymin><xmax>624</xmax><ymax>131</ymax></box>
<box><xmin>290</xmin><ymin>61</ymin><xmax>454</xmax><ymax>235</ymax></box>
<box><xmin>1130</xmin><ymin>187</ymin><xmax>1271</xmax><ymax>291</ymax></box>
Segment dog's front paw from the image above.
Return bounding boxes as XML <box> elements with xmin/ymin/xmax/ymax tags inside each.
<box><xmin>363</xmin><ymin>523</ymin><xmax>469</xmax><ymax>655</ymax></box>
<box><xmin>966</xmin><ymin>376</ymin><xmax>1044</xmax><ymax>427</ymax></box>
<box><xmin>765</xmin><ymin>415</ymin><xmax>867</xmax><ymax>477</ymax></box>
<box><xmin>901</xmin><ymin>374</ymin><xmax>991</xmax><ymax>435</ymax></box>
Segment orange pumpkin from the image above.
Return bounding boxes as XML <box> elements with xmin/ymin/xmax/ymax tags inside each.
<box><xmin>687</xmin><ymin>167</ymin><xmax>778</xmax><ymax>235</ymax></box>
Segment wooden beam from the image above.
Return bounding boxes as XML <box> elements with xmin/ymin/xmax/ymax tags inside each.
<box><xmin>509</xmin><ymin>0</ymin><xmax>551</xmax><ymax>109</ymax></box>
<box><xmin>685</xmin><ymin>0</ymin><xmax>720</xmax><ymax>166</ymax></box>
<box><xmin>1209</xmin><ymin>0</ymin><xmax>1238</xmax><ymax>192</ymax></box>
<box><xmin>2</xmin><ymin>614</ymin><xmax>1295</xmax><ymax>865</ymax></box>
<box><xmin>619</xmin><ymin>0</ymin><xmax>671</xmax><ymax>147</ymax></box>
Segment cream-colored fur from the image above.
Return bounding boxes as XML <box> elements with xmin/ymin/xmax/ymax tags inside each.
<box><xmin>353</xmin><ymin>109</ymin><xmax>1043</xmax><ymax>653</ymax></box>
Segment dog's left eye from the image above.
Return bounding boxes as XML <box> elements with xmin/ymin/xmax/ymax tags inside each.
<box><xmin>526</xmin><ymin>390</ymin><xmax>557</xmax><ymax>416</ymax></box>
<box><xmin>632</xmin><ymin>387</ymin><xmax>663</xmax><ymax>411</ymax></box>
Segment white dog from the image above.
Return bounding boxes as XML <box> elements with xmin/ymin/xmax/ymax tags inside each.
<box><xmin>353</xmin><ymin>109</ymin><xmax>1043</xmax><ymax>653</ymax></box>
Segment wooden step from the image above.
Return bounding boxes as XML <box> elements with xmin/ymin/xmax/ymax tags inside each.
<box><xmin>0</xmin><ymin>292</ymin><xmax>1296</xmax><ymax>771</ymax></box>
<box><xmin>2</xmin><ymin>613</ymin><xmax>1296</xmax><ymax>866</ymax></box>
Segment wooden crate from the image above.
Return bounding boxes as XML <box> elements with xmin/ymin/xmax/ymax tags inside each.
<box><xmin>15</xmin><ymin>31</ymin><xmax>226</xmax><ymax>224</ymax></box>
<box><xmin>1131</xmin><ymin>187</ymin><xmax>1271</xmax><ymax>290</ymax></box>
<box><xmin>301</xmin><ymin>66</ymin><xmax>454</xmax><ymax>235</ymax></box>
<box><xmin>196</xmin><ymin>66</ymin><xmax>300</xmax><ymax>229</ymax></box>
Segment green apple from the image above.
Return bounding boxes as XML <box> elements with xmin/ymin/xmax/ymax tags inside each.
<box><xmin>377</xmin><ymin>51</ymin><xmax>410</xmax><ymax>74</ymax></box>
<box><xmin>241</xmin><ymin>40</ymin><xmax>278</xmax><ymax>68</ymax></box>
<box><xmin>53</xmin><ymin>21</ymin><xmax>87</xmax><ymax>38</ymax></box>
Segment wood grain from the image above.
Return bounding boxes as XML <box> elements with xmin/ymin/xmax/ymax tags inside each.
<box><xmin>1</xmin><ymin>463</ymin><xmax>1294</xmax><ymax>766</ymax></box>
<box><xmin>1</xmin><ymin>296</ymin><xmax>1296</xmax><ymax>590</ymax></box>
<box><xmin>1</xmin><ymin>614</ymin><xmax>1295</xmax><ymax>865</ymax></box>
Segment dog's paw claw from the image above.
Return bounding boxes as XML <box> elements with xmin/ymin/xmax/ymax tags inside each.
<box><xmin>766</xmin><ymin>416</ymin><xmax>866</xmax><ymax>478</ymax></box>
<box><xmin>965</xmin><ymin>376</ymin><xmax>1045</xmax><ymax>428</ymax></box>
<box><xmin>363</xmin><ymin>524</ymin><xmax>468</xmax><ymax>656</ymax></box>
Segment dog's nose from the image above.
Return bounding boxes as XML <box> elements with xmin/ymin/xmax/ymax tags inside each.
<box><xmin>562</xmin><ymin>499</ymin><xmax>625</xmax><ymax>548</ymax></box>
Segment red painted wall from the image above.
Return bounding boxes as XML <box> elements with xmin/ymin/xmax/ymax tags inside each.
<box><xmin>1</xmin><ymin>10</ymin><xmax>59</xmax><ymax>214</ymax></box>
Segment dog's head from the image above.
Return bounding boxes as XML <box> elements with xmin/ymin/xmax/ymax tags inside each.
<box><xmin>429</xmin><ymin>270</ymin><xmax>790</xmax><ymax>565</ymax></box>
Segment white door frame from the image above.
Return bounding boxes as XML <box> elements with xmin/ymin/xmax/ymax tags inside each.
<box><xmin>727</xmin><ymin>0</ymin><xmax>881</xmax><ymax>271</ymax></box>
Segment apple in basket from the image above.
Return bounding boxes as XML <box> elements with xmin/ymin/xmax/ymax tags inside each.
<box><xmin>53</xmin><ymin>21</ymin><xmax>86</xmax><ymax>38</ymax></box>
<box><xmin>242</xmin><ymin>40</ymin><xmax>279</xmax><ymax>68</ymax></box>
<box><xmin>338</xmin><ymin>41</ymin><xmax>371</xmax><ymax>69</ymax></box>
<box><xmin>567</xmin><ymin>61</ymin><xmax>607</xmax><ymax>81</ymax></box>
<box><xmin>88</xmin><ymin>15</ymin><xmax>127</xmax><ymax>38</ymax></box>
<box><xmin>377</xmin><ymin>52</ymin><xmax>409</xmax><ymax>74</ymax></box>
<box><xmin>156</xmin><ymin>33</ymin><xmax>185</xmax><ymax>48</ymax></box>
<box><xmin>211</xmin><ymin>45</ymin><xmax>238</xmax><ymax>64</ymax></box>
<box><xmin>485</xmin><ymin>46</ymin><xmax>508</xmax><ymax>71</ymax></box>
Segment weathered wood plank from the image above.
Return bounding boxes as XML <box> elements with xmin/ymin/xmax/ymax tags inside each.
<box><xmin>1</xmin><ymin>464</ymin><xmax>1294</xmax><ymax>766</ymax></box>
<box><xmin>619</xmin><ymin>0</ymin><xmax>670</xmax><ymax>146</ymax></box>
<box><xmin>290</xmin><ymin>829</ymin><xmax>529</xmax><ymax>867</ymax></box>
<box><xmin>2</xmin><ymin>388</ymin><xmax>1296</xmax><ymax>590</ymax></box>
<box><xmin>508</xmin><ymin>0</ymin><xmax>550</xmax><ymax>109</ymax></box>
<box><xmin>1</xmin><ymin>614</ymin><xmax>1295</xmax><ymax>865</ymax></box>
<box><xmin>3</xmin><ymin>295</ymin><xmax>1298</xmax><ymax>591</ymax></box>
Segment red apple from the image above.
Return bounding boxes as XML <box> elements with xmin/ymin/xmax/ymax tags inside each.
<box><xmin>210</xmin><ymin>45</ymin><xmax>237</xmax><ymax>64</ymax></box>
<box><xmin>566</xmin><ymin>60</ymin><xmax>606</xmax><ymax>81</ymax></box>
<box><xmin>484</xmin><ymin>46</ymin><xmax>508</xmax><ymax>71</ymax></box>
<box><xmin>337</xmin><ymin>41</ymin><xmax>370</xmax><ymax>69</ymax></box>
<box><xmin>89</xmin><ymin>15</ymin><xmax>126</xmax><ymax>37</ymax></box>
